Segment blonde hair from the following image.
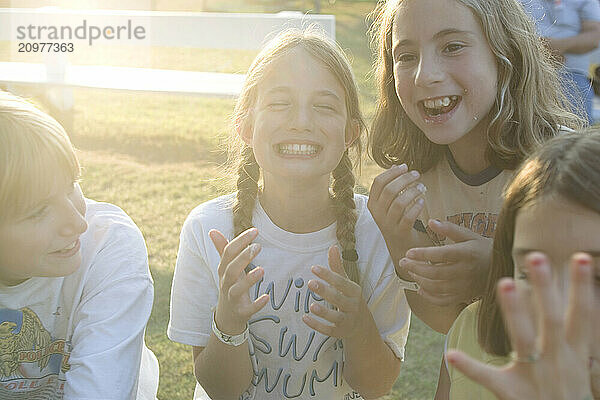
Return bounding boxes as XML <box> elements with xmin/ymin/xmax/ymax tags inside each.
<box><xmin>478</xmin><ymin>128</ymin><xmax>600</xmax><ymax>356</ymax></box>
<box><xmin>227</xmin><ymin>29</ymin><xmax>366</xmax><ymax>284</ymax></box>
<box><xmin>0</xmin><ymin>91</ymin><xmax>79</xmax><ymax>222</ymax></box>
<box><xmin>368</xmin><ymin>0</ymin><xmax>584</xmax><ymax>173</ymax></box>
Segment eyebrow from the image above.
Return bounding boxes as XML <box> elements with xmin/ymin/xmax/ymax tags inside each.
<box><xmin>263</xmin><ymin>87</ymin><xmax>342</xmax><ymax>102</ymax></box>
<box><xmin>264</xmin><ymin>86</ymin><xmax>290</xmax><ymax>95</ymax></box>
<box><xmin>315</xmin><ymin>90</ymin><xmax>342</xmax><ymax>102</ymax></box>
<box><xmin>394</xmin><ymin>28</ymin><xmax>475</xmax><ymax>51</ymax></box>
<box><xmin>512</xmin><ymin>248</ymin><xmax>600</xmax><ymax>258</ymax></box>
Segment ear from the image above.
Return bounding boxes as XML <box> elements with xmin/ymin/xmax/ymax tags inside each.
<box><xmin>236</xmin><ymin>112</ymin><xmax>254</xmax><ymax>146</ymax></box>
<box><xmin>345</xmin><ymin>119</ymin><xmax>360</xmax><ymax>149</ymax></box>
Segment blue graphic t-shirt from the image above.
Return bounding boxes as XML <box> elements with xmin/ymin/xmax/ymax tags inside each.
<box><xmin>168</xmin><ymin>194</ymin><xmax>411</xmax><ymax>400</ymax></box>
<box><xmin>0</xmin><ymin>200</ymin><xmax>158</xmax><ymax>400</ymax></box>
<box><xmin>0</xmin><ymin>280</ymin><xmax>71</xmax><ymax>400</ymax></box>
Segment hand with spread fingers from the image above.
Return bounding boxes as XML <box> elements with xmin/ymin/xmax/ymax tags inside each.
<box><xmin>446</xmin><ymin>252</ymin><xmax>596</xmax><ymax>400</ymax></box>
<box><xmin>399</xmin><ymin>219</ymin><xmax>492</xmax><ymax>307</ymax></box>
<box><xmin>209</xmin><ymin>228</ymin><xmax>270</xmax><ymax>336</ymax></box>
<box><xmin>302</xmin><ymin>246</ymin><xmax>370</xmax><ymax>339</ymax></box>
<box><xmin>367</xmin><ymin>164</ymin><xmax>427</xmax><ymax>278</ymax></box>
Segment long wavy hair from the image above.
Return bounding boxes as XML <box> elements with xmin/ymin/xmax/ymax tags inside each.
<box><xmin>367</xmin><ymin>0</ymin><xmax>583</xmax><ymax>173</ymax></box>
<box><xmin>226</xmin><ymin>29</ymin><xmax>367</xmax><ymax>285</ymax></box>
<box><xmin>0</xmin><ymin>91</ymin><xmax>79</xmax><ymax>223</ymax></box>
<box><xmin>477</xmin><ymin>128</ymin><xmax>600</xmax><ymax>356</ymax></box>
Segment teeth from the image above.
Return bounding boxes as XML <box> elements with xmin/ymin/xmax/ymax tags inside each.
<box><xmin>278</xmin><ymin>144</ymin><xmax>319</xmax><ymax>155</ymax></box>
<box><xmin>424</xmin><ymin>96</ymin><xmax>455</xmax><ymax>110</ymax></box>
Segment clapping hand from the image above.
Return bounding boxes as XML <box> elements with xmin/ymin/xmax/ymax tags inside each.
<box><xmin>210</xmin><ymin>228</ymin><xmax>270</xmax><ymax>336</ymax></box>
<box><xmin>399</xmin><ymin>219</ymin><xmax>492</xmax><ymax>306</ymax></box>
<box><xmin>302</xmin><ymin>246</ymin><xmax>370</xmax><ymax>339</ymax></box>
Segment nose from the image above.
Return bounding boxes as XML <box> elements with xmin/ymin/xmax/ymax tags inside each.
<box><xmin>414</xmin><ymin>51</ymin><xmax>444</xmax><ymax>87</ymax></box>
<box><xmin>59</xmin><ymin>198</ymin><xmax>87</xmax><ymax>238</ymax></box>
<box><xmin>289</xmin><ymin>103</ymin><xmax>312</xmax><ymax>132</ymax></box>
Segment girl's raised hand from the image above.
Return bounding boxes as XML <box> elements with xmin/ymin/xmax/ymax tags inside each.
<box><xmin>368</xmin><ymin>164</ymin><xmax>426</xmax><ymax>270</ymax></box>
<box><xmin>210</xmin><ymin>228</ymin><xmax>270</xmax><ymax>335</ymax></box>
<box><xmin>302</xmin><ymin>246</ymin><xmax>369</xmax><ymax>339</ymax></box>
<box><xmin>400</xmin><ymin>219</ymin><xmax>492</xmax><ymax>306</ymax></box>
<box><xmin>446</xmin><ymin>252</ymin><xmax>595</xmax><ymax>400</ymax></box>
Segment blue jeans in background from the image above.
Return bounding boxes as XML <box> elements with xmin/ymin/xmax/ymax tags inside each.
<box><xmin>561</xmin><ymin>69</ymin><xmax>594</xmax><ymax>125</ymax></box>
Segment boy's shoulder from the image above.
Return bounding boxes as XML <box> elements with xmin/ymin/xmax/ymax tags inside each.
<box><xmin>83</xmin><ymin>198</ymin><xmax>144</xmax><ymax>246</ymax></box>
<box><xmin>85</xmin><ymin>198</ymin><xmax>137</xmax><ymax>227</ymax></box>
<box><xmin>79</xmin><ymin>198</ymin><xmax>149</xmax><ymax>276</ymax></box>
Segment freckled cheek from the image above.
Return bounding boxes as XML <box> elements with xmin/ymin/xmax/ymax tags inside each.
<box><xmin>393</xmin><ymin>69</ymin><xmax>411</xmax><ymax>100</ymax></box>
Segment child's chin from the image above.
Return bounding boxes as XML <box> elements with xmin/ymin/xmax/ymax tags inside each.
<box><xmin>55</xmin><ymin>255</ymin><xmax>83</xmax><ymax>277</ymax></box>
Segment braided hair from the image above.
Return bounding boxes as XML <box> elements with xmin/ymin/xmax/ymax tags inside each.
<box><xmin>229</xmin><ymin>29</ymin><xmax>366</xmax><ymax>285</ymax></box>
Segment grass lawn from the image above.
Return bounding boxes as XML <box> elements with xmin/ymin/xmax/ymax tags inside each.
<box><xmin>2</xmin><ymin>1</ymin><xmax>445</xmax><ymax>398</ymax></box>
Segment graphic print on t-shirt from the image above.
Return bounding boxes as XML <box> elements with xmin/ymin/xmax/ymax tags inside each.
<box><xmin>244</xmin><ymin>273</ymin><xmax>363</xmax><ymax>399</ymax></box>
<box><xmin>0</xmin><ymin>307</ymin><xmax>71</xmax><ymax>399</ymax></box>
<box><xmin>417</xmin><ymin>211</ymin><xmax>499</xmax><ymax>245</ymax></box>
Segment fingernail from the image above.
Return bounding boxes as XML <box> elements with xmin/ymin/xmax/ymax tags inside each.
<box><xmin>406</xmin><ymin>249</ymin><xmax>415</xmax><ymax>258</ymax></box>
<box><xmin>311</xmin><ymin>303</ymin><xmax>321</xmax><ymax>312</ymax></box>
<box><xmin>529</xmin><ymin>255</ymin><xmax>545</xmax><ymax>268</ymax></box>
<box><xmin>249</xmin><ymin>243</ymin><xmax>261</xmax><ymax>256</ymax></box>
<box><xmin>399</xmin><ymin>163</ymin><xmax>408</xmax><ymax>172</ymax></box>
<box><xmin>417</xmin><ymin>183</ymin><xmax>426</xmax><ymax>193</ymax></box>
<box><xmin>312</xmin><ymin>265</ymin><xmax>322</xmax><ymax>274</ymax></box>
<box><xmin>576</xmin><ymin>256</ymin><xmax>592</xmax><ymax>274</ymax></box>
<box><xmin>429</xmin><ymin>219</ymin><xmax>441</xmax><ymax>227</ymax></box>
<box><xmin>411</xmin><ymin>170</ymin><xmax>420</xmax><ymax>178</ymax></box>
<box><xmin>399</xmin><ymin>258</ymin><xmax>408</xmax><ymax>266</ymax></box>
<box><xmin>500</xmin><ymin>279</ymin><xmax>515</xmax><ymax>293</ymax></box>
<box><xmin>446</xmin><ymin>352</ymin><xmax>457</xmax><ymax>364</ymax></box>
<box><xmin>576</xmin><ymin>256</ymin><xmax>591</xmax><ymax>265</ymax></box>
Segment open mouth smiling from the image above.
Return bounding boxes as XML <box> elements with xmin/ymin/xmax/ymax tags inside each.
<box><xmin>275</xmin><ymin>143</ymin><xmax>322</xmax><ymax>156</ymax></box>
<box><xmin>420</xmin><ymin>95</ymin><xmax>461</xmax><ymax>117</ymax></box>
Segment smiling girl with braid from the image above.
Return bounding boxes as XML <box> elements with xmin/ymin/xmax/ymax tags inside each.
<box><xmin>167</xmin><ymin>30</ymin><xmax>411</xmax><ymax>400</ymax></box>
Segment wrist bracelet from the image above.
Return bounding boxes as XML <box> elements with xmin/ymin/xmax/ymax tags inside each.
<box><xmin>211</xmin><ymin>312</ymin><xmax>249</xmax><ymax>346</ymax></box>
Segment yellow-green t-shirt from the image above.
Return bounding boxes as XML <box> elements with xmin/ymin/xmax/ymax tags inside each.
<box><xmin>446</xmin><ymin>302</ymin><xmax>510</xmax><ymax>400</ymax></box>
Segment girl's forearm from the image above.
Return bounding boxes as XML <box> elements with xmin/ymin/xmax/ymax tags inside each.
<box><xmin>343</xmin><ymin>312</ymin><xmax>401</xmax><ymax>399</ymax></box>
<box><xmin>406</xmin><ymin>291</ymin><xmax>464</xmax><ymax>334</ymax></box>
<box><xmin>194</xmin><ymin>335</ymin><xmax>254</xmax><ymax>400</ymax></box>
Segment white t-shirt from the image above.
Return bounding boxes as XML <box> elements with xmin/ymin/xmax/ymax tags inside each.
<box><xmin>168</xmin><ymin>194</ymin><xmax>411</xmax><ymax>400</ymax></box>
<box><xmin>0</xmin><ymin>199</ymin><xmax>159</xmax><ymax>400</ymax></box>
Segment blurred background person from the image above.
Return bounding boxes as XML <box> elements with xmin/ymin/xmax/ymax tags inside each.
<box><xmin>518</xmin><ymin>0</ymin><xmax>600</xmax><ymax>125</ymax></box>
